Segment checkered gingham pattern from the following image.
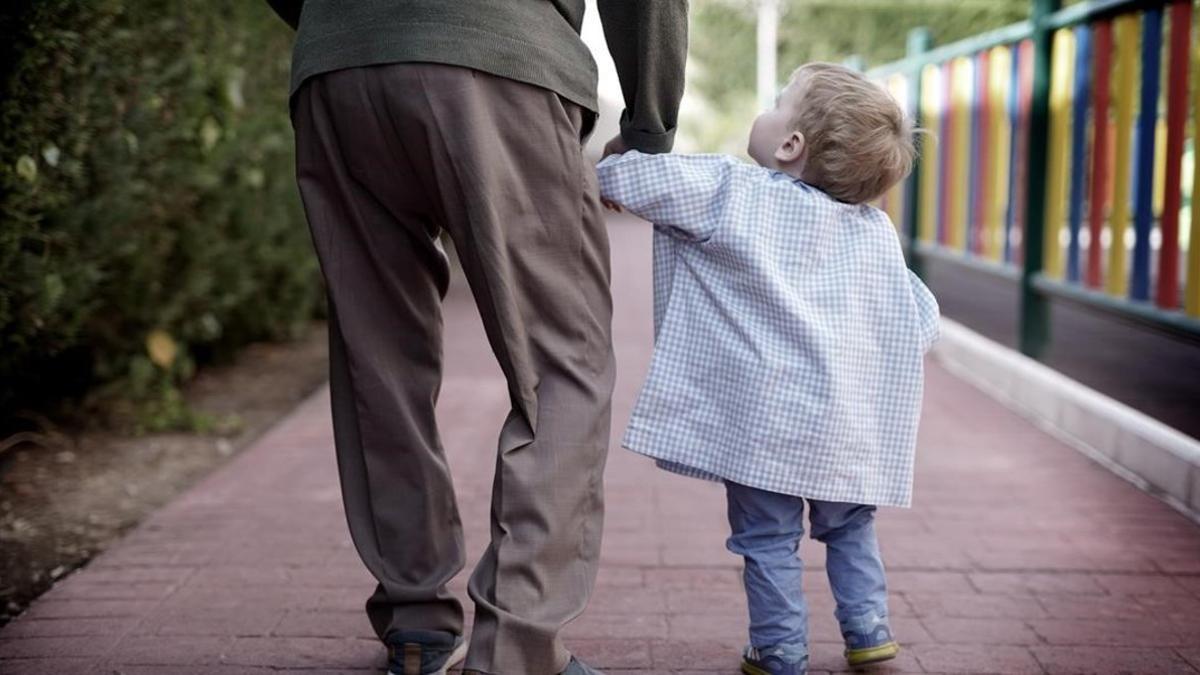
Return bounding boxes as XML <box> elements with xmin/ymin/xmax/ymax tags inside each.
<box><xmin>597</xmin><ymin>151</ymin><xmax>940</xmax><ymax>507</ymax></box>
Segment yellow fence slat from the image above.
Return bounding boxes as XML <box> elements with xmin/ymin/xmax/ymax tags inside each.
<box><xmin>987</xmin><ymin>45</ymin><xmax>1013</xmax><ymax>263</ymax></box>
<box><xmin>1044</xmin><ymin>28</ymin><xmax>1076</xmax><ymax>280</ymax></box>
<box><xmin>1109</xmin><ymin>13</ymin><xmax>1140</xmax><ymax>298</ymax></box>
<box><xmin>949</xmin><ymin>57</ymin><xmax>973</xmax><ymax>250</ymax></box>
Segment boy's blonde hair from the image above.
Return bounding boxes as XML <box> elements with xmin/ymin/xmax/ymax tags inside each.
<box><xmin>789</xmin><ymin>63</ymin><xmax>916</xmax><ymax>204</ymax></box>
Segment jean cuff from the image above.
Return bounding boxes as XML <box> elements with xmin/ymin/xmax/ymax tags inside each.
<box><xmin>749</xmin><ymin>641</ymin><xmax>809</xmax><ymax>664</ymax></box>
<box><xmin>839</xmin><ymin>609</ymin><xmax>889</xmax><ymax>635</ymax></box>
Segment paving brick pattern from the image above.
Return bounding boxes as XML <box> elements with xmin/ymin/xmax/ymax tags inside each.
<box><xmin>3</xmin><ymin>217</ymin><xmax>1200</xmax><ymax>674</ymax></box>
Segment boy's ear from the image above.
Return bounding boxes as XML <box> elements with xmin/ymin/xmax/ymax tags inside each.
<box><xmin>775</xmin><ymin>131</ymin><xmax>806</xmax><ymax>164</ymax></box>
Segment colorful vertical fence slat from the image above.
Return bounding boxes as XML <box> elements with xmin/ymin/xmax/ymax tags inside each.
<box><xmin>950</xmin><ymin>57</ymin><xmax>973</xmax><ymax>251</ymax></box>
<box><xmin>938</xmin><ymin>61</ymin><xmax>954</xmax><ymax>246</ymax></box>
<box><xmin>986</xmin><ymin>45</ymin><xmax>1013</xmax><ymax>263</ymax></box>
<box><xmin>1131</xmin><ymin>7</ymin><xmax>1162</xmax><ymax>301</ymax></box>
<box><xmin>1065</xmin><ymin>25</ymin><xmax>1091</xmax><ymax>284</ymax></box>
<box><xmin>919</xmin><ymin>63</ymin><xmax>941</xmax><ymax>245</ymax></box>
<box><xmin>1108</xmin><ymin>13</ymin><xmax>1138</xmax><ymax>298</ymax></box>
<box><xmin>1159</xmin><ymin>1</ymin><xmax>1191</xmax><ymax>309</ymax></box>
<box><xmin>874</xmin><ymin>0</ymin><xmax>1200</xmax><ymax>335</ymax></box>
<box><xmin>1012</xmin><ymin>39</ymin><xmax>1035</xmax><ymax>266</ymax></box>
<box><xmin>1043</xmin><ymin>28</ymin><xmax>1074</xmax><ymax>280</ymax></box>
<box><xmin>1190</xmin><ymin>5</ymin><xmax>1200</xmax><ymax>316</ymax></box>
<box><xmin>1087</xmin><ymin>19</ymin><xmax>1113</xmax><ymax>290</ymax></box>
<box><xmin>971</xmin><ymin>50</ymin><xmax>990</xmax><ymax>256</ymax></box>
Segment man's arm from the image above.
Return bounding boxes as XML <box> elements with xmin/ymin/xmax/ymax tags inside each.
<box><xmin>265</xmin><ymin>0</ymin><xmax>304</xmax><ymax>30</ymax></box>
<box><xmin>598</xmin><ymin>0</ymin><xmax>688</xmax><ymax>155</ymax></box>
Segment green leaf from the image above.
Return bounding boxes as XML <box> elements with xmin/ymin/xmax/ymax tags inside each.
<box><xmin>199</xmin><ymin>116</ymin><xmax>221</xmax><ymax>151</ymax></box>
<box><xmin>43</xmin><ymin>274</ymin><xmax>65</xmax><ymax>308</ymax></box>
<box><xmin>15</xmin><ymin>155</ymin><xmax>38</xmax><ymax>182</ymax></box>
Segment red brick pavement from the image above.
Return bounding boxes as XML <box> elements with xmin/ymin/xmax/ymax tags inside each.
<box><xmin>3</xmin><ymin>216</ymin><xmax>1200</xmax><ymax>674</ymax></box>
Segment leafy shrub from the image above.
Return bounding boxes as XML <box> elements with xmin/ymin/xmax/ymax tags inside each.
<box><xmin>0</xmin><ymin>0</ymin><xmax>321</xmax><ymax>430</ymax></box>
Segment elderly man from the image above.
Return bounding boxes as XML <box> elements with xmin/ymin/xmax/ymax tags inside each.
<box><xmin>263</xmin><ymin>2</ymin><xmax>688</xmax><ymax>674</ymax></box>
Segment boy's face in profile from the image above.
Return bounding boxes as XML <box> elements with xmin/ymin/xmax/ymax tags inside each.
<box><xmin>747</xmin><ymin>74</ymin><xmax>807</xmax><ymax>174</ymax></box>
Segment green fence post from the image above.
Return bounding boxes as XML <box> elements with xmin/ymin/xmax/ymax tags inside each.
<box><xmin>1019</xmin><ymin>0</ymin><xmax>1060</xmax><ymax>357</ymax></box>
<box><xmin>904</xmin><ymin>27</ymin><xmax>933</xmax><ymax>279</ymax></box>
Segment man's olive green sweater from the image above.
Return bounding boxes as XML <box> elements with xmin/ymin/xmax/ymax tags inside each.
<box><xmin>265</xmin><ymin>0</ymin><xmax>687</xmax><ymax>153</ymax></box>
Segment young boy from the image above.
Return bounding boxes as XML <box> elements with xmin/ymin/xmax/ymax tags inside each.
<box><xmin>596</xmin><ymin>63</ymin><xmax>939</xmax><ymax>675</ymax></box>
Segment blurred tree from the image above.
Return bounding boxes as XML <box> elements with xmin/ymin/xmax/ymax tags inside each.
<box><xmin>685</xmin><ymin>0</ymin><xmax>1031</xmax><ymax>152</ymax></box>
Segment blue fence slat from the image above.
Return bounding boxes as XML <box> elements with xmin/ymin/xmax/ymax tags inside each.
<box><xmin>1066</xmin><ymin>24</ymin><xmax>1092</xmax><ymax>283</ymax></box>
<box><xmin>1131</xmin><ymin>8</ymin><xmax>1161</xmax><ymax>301</ymax></box>
<box><xmin>1005</xmin><ymin>40</ymin><xmax>1022</xmax><ymax>264</ymax></box>
<box><xmin>938</xmin><ymin>62</ymin><xmax>952</xmax><ymax>245</ymax></box>
<box><xmin>968</xmin><ymin>52</ymin><xmax>985</xmax><ymax>253</ymax></box>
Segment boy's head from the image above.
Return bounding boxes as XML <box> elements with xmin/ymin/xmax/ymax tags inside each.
<box><xmin>748</xmin><ymin>62</ymin><xmax>916</xmax><ymax>204</ymax></box>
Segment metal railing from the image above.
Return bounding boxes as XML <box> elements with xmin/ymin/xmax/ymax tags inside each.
<box><xmin>868</xmin><ymin>0</ymin><xmax>1200</xmax><ymax>355</ymax></box>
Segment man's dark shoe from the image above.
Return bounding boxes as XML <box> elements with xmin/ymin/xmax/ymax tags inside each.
<box><xmin>385</xmin><ymin>629</ymin><xmax>467</xmax><ymax>675</ymax></box>
<box><xmin>561</xmin><ymin>656</ymin><xmax>605</xmax><ymax>674</ymax></box>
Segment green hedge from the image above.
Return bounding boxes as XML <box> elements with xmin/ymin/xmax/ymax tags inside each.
<box><xmin>0</xmin><ymin>0</ymin><xmax>321</xmax><ymax>430</ymax></box>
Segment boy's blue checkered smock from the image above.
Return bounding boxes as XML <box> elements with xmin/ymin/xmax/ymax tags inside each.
<box><xmin>597</xmin><ymin>151</ymin><xmax>940</xmax><ymax>508</ymax></box>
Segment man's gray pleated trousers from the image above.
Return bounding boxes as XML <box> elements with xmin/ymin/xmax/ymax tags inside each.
<box><xmin>290</xmin><ymin>62</ymin><xmax>615</xmax><ymax>675</ymax></box>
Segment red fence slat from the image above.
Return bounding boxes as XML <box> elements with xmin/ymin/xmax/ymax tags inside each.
<box><xmin>1157</xmin><ymin>1</ymin><xmax>1191</xmax><ymax>308</ymax></box>
<box><xmin>1087</xmin><ymin>19</ymin><xmax>1114</xmax><ymax>290</ymax></box>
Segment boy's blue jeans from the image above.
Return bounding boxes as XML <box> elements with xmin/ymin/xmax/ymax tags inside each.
<box><xmin>725</xmin><ymin>480</ymin><xmax>890</xmax><ymax>654</ymax></box>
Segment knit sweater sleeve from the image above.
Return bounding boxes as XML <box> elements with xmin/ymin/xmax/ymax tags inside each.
<box><xmin>597</xmin><ymin>0</ymin><xmax>688</xmax><ymax>154</ymax></box>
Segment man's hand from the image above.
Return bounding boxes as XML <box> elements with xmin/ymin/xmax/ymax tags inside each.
<box><xmin>601</xmin><ymin>197</ymin><xmax>624</xmax><ymax>213</ymax></box>
<box><xmin>601</xmin><ymin>134</ymin><xmax>629</xmax><ymax>159</ymax></box>
<box><xmin>600</xmin><ymin>134</ymin><xmax>629</xmax><ymax>212</ymax></box>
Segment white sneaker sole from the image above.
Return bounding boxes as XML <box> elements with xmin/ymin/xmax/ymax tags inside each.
<box><xmin>387</xmin><ymin>639</ymin><xmax>468</xmax><ymax>675</ymax></box>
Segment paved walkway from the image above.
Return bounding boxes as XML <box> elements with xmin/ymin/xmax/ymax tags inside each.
<box><xmin>3</xmin><ymin>217</ymin><xmax>1200</xmax><ymax>674</ymax></box>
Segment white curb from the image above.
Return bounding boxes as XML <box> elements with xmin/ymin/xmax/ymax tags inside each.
<box><xmin>931</xmin><ymin>318</ymin><xmax>1200</xmax><ymax>522</ymax></box>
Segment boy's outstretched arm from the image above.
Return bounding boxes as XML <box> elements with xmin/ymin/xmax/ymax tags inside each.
<box><xmin>596</xmin><ymin>151</ymin><xmax>736</xmax><ymax>242</ymax></box>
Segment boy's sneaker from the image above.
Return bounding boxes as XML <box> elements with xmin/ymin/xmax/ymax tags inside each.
<box><xmin>843</xmin><ymin>621</ymin><xmax>900</xmax><ymax>667</ymax></box>
<box><xmin>741</xmin><ymin>643</ymin><xmax>808</xmax><ymax>675</ymax></box>
<box><xmin>385</xmin><ymin>629</ymin><xmax>467</xmax><ymax>675</ymax></box>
